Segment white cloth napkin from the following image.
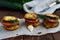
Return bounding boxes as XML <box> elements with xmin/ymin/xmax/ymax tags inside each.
<box><xmin>23</xmin><ymin>0</ymin><xmax>60</xmax><ymax>14</ymax></box>
<box><xmin>38</xmin><ymin>4</ymin><xmax>60</xmax><ymax>15</ymax></box>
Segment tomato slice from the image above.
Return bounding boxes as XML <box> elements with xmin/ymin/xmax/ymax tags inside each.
<box><xmin>3</xmin><ymin>23</ymin><xmax>14</xmax><ymax>28</ymax></box>
<box><xmin>48</xmin><ymin>20</ymin><xmax>55</xmax><ymax>23</ymax></box>
<box><xmin>25</xmin><ymin>20</ymin><xmax>34</xmax><ymax>24</ymax></box>
<box><xmin>26</xmin><ymin>20</ymin><xmax>35</xmax><ymax>22</ymax></box>
<box><xmin>47</xmin><ymin>21</ymin><xmax>55</xmax><ymax>26</ymax></box>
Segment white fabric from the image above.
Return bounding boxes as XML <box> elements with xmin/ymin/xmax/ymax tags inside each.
<box><xmin>23</xmin><ymin>0</ymin><xmax>60</xmax><ymax>14</ymax></box>
<box><xmin>0</xmin><ymin>19</ymin><xmax>60</xmax><ymax>39</ymax></box>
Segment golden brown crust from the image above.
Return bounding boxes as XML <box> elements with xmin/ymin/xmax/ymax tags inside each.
<box><xmin>4</xmin><ymin>25</ymin><xmax>19</xmax><ymax>31</ymax></box>
<box><xmin>45</xmin><ymin>14</ymin><xmax>59</xmax><ymax>19</ymax></box>
<box><xmin>24</xmin><ymin>13</ymin><xmax>37</xmax><ymax>20</ymax></box>
<box><xmin>3</xmin><ymin>16</ymin><xmax>17</xmax><ymax>21</ymax></box>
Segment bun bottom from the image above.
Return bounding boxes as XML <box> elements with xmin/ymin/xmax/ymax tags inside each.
<box><xmin>43</xmin><ymin>21</ymin><xmax>59</xmax><ymax>28</ymax></box>
<box><xmin>4</xmin><ymin>25</ymin><xmax>19</xmax><ymax>31</ymax></box>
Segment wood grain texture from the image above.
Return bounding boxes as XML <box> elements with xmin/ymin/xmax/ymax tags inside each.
<box><xmin>23</xmin><ymin>34</ymin><xmax>54</xmax><ymax>40</ymax></box>
<box><xmin>52</xmin><ymin>32</ymin><xmax>60</xmax><ymax>40</ymax></box>
<box><xmin>23</xmin><ymin>35</ymin><xmax>33</xmax><ymax>40</ymax></box>
<box><xmin>40</xmin><ymin>34</ymin><xmax>54</xmax><ymax>40</ymax></box>
<box><xmin>2</xmin><ymin>36</ymin><xmax>23</xmax><ymax>40</ymax></box>
<box><xmin>23</xmin><ymin>36</ymin><xmax>41</xmax><ymax>40</ymax></box>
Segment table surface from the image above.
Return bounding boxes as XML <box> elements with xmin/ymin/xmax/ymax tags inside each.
<box><xmin>0</xmin><ymin>9</ymin><xmax>60</xmax><ymax>40</ymax></box>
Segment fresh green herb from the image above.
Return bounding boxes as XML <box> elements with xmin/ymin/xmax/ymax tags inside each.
<box><xmin>4</xmin><ymin>20</ymin><xmax>18</xmax><ymax>23</ymax></box>
<box><xmin>45</xmin><ymin>16</ymin><xmax>57</xmax><ymax>20</ymax></box>
<box><xmin>38</xmin><ymin>14</ymin><xmax>45</xmax><ymax>19</ymax></box>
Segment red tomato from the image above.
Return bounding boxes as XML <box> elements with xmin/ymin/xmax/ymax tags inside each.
<box><xmin>3</xmin><ymin>23</ymin><xmax>13</xmax><ymax>28</ymax></box>
<box><xmin>25</xmin><ymin>19</ymin><xmax>39</xmax><ymax>23</ymax></box>
<box><xmin>48</xmin><ymin>20</ymin><xmax>55</xmax><ymax>23</ymax></box>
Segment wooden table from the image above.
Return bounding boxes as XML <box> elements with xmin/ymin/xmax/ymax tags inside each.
<box><xmin>0</xmin><ymin>9</ymin><xmax>60</xmax><ymax>40</ymax></box>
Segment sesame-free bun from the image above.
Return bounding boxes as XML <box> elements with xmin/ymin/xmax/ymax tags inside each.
<box><xmin>24</xmin><ymin>13</ymin><xmax>37</xmax><ymax>20</ymax></box>
<box><xmin>45</xmin><ymin>14</ymin><xmax>59</xmax><ymax>19</ymax></box>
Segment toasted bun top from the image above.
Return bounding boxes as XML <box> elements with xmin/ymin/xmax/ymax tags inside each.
<box><xmin>3</xmin><ymin>16</ymin><xmax>17</xmax><ymax>21</ymax></box>
<box><xmin>24</xmin><ymin>13</ymin><xmax>37</xmax><ymax>19</ymax></box>
<box><xmin>45</xmin><ymin>14</ymin><xmax>59</xmax><ymax>18</ymax></box>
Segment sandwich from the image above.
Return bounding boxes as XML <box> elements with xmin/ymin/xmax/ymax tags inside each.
<box><xmin>24</xmin><ymin>13</ymin><xmax>40</xmax><ymax>27</ymax></box>
<box><xmin>1</xmin><ymin>16</ymin><xmax>19</xmax><ymax>30</ymax></box>
<box><xmin>43</xmin><ymin>14</ymin><xmax>59</xmax><ymax>28</ymax></box>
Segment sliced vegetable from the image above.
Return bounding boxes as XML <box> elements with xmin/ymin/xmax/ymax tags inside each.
<box><xmin>3</xmin><ymin>23</ymin><xmax>14</xmax><ymax>27</ymax></box>
<box><xmin>0</xmin><ymin>0</ymin><xmax>32</xmax><ymax>10</ymax></box>
<box><xmin>4</xmin><ymin>20</ymin><xmax>18</xmax><ymax>23</ymax></box>
<box><xmin>48</xmin><ymin>20</ymin><xmax>55</xmax><ymax>23</ymax></box>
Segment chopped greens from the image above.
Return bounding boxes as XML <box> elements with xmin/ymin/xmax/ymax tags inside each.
<box><xmin>4</xmin><ymin>20</ymin><xmax>18</xmax><ymax>23</ymax></box>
